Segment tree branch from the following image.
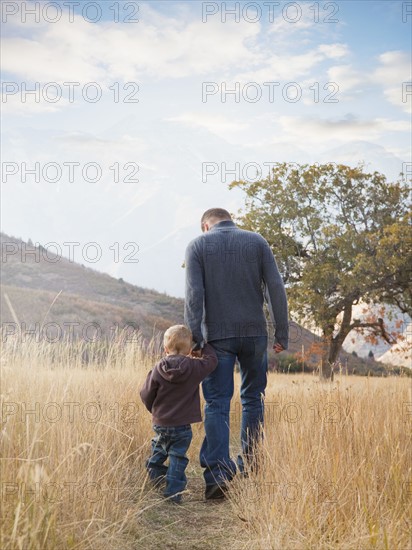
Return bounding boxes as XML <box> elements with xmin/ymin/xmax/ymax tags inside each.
<box><xmin>349</xmin><ymin>318</ymin><xmax>396</xmax><ymax>344</ymax></box>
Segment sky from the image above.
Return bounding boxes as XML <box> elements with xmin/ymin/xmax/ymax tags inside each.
<box><xmin>1</xmin><ymin>0</ymin><xmax>411</xmax><ymax>298</ymax></box>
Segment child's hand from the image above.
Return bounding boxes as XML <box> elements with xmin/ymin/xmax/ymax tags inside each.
<box><xmin>190</xmin><ymin>342</ymin><xmax>203</xmax><ymax>358</ymax></box>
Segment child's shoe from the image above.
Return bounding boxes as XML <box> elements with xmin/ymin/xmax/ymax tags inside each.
<box><xmin>165</xmin><ymin>493</ymin><xmax>182</xmax><ymax>504</ymax></box>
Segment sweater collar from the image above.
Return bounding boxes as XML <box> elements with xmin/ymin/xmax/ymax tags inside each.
<box><xmin>209</xmin><ymin>220</ymin><xmax>236</xmax><ymax>232</ymax></box>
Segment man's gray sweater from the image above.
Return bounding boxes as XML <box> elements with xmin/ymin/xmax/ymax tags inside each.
<box><xmin>184</xmin><ymin>220</ymin><xmax>289</xmax><ymax>349</ymax></box>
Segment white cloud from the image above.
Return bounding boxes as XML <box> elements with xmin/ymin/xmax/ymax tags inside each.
<box><xmin>374</xmin><ymin>51</ymin><xmax>411</xmax><ymax>84</ymax></box>
<box><xmin>278</xmin><ymin>115</ymin><xmax>410</xmax><ymax>144</ymax></box>
<box><xmin>0</xmin><ymin>91</ymin><xmax>70</xmax><ymax>115</ymax></box>
<box><xmin>317</xmin><ymin>43</ymin><xmax>349</xmax><ymax>59</ymax></box>
<box><xmin>1</xmin><ymin>3</ymin><xmax>350</xmax><ymax>87</ymax></box>
<box><xmin>267</xmin><ymin>18</ymin><xmax>313</xmax><ymax>34</ymax></box>
<box><xmin>322</xmin><ymin>52</ymin><xmax>412</xmax><ymax>111</ymax></box>
<box><xmin>235</xmin><ymin>43</ymin><xmax>349</xmax><ymax>83</ymax></box>
<box><xmin>383</xmin><ymin>87</ymin><xmax>412</xmax><ymax>114</ymax></box>
<box><xmin>266</xmin><ymin>6</ymin><xmax>317</xmax><ymax>35</ymax></box>
<box><xmin>327</xmin><ymin>65</ymin><xmax>365</xmax><ymax>95</ymax></box>
<box><xmin>56</xmin><ymin>132</ymin><xmax>149</xmax><ymax>154</ymax></box>
<box><xmin>2</xmin><ymin>34</ymin><xmax>107</xmax><ymax>82</ymax></box>
<box><xmin>372</xmin><ymin>51</ymin><xmax>412</xmax><ymax>113</ymax></box>
<box><xmin>167</xmin><ymin>113</ymin><xmax>248</xmax><ymax>136</ymax></box>
<box><xmin>1</xmin><ymin>15</ymin><xmax>261</xmax><ymax>83</ymax></box>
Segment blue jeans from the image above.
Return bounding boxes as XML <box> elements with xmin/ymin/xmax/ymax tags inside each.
<box><xmin>200</xmin><ymin>336</ymin><xmax>268</xmax><ymax>486</ymax></box>
<box><xmin>146</xmin><ymin>424</ymin><xmax>192</xmax><ymax>502</ymax></box>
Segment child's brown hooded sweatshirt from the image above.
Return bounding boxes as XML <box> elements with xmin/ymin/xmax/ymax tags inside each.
<box><xmin>140</xmin><ymin>343</ymin><xmax>218</xmax><ymax>426</ymax></box>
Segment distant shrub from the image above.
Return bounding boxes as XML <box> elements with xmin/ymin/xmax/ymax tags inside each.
<box><xmin>274</xmin><ymin>354</ymin><xmax>313</xmax><ymax>374</ymax></box>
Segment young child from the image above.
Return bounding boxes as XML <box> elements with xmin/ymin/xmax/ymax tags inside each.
<box><xmin>140</xmin><ymin>325</ymin><xmax>217</xmax><ymax>503</ymax></box>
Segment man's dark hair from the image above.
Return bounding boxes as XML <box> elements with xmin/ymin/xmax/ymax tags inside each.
<box><xmin>201</xmin><ymin>208</ymin><xmax>232</xmax><ymax>229</ymax></box>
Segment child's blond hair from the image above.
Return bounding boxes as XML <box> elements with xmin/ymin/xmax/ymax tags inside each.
<box><xmin>163</xmin><ymin>325</ymin><xmax>192</xmax><ymax>354</ymax></box>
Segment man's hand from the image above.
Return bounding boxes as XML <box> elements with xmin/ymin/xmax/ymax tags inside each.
<box><xmin>273</xmin><ymin>343</ymin><xmax>284</xmax><ymax>353</ymax></box>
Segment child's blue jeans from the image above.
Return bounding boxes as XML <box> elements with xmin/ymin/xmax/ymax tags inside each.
<box><xmin>146</xmin><ymin>424</ymin><xmax>192</xmax><ymax>502</ymax></box>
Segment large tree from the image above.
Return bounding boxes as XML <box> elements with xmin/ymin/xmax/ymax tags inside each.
<box><xmin>230</xmin><ymin>163</ymin><xmax>411</xmax><ymax>379</ymax></box>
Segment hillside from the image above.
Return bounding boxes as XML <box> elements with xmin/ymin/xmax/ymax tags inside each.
<box><xmin>0</xmin><ymin>232</ymin><xmax>393</xmax><ymax>373</ymax></box>
<box><xmin>0</xmin><ymin>232</ymin><xmax>183</xmax><ymax>341</ymax></box>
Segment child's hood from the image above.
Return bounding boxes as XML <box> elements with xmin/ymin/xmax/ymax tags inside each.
<box><xmin>157</xmin><ymin>355</ymin><xmax>192</xmax><ymax>383</ymax></box>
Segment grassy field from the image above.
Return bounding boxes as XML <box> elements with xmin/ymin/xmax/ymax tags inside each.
<box><xmin>1</xmin><ymin>335</ymin><xmax>411</xmax><ymax>549</ymax></box>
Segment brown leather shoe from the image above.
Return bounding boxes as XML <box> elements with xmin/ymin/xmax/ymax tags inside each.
<box><xmin>205</xmin><ymin>483</ymin><xmax>228</xmax><ymax>500</ymax></box>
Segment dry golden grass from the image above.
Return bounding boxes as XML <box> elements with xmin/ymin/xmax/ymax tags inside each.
<box><xmin>228</xmin><ymin>375</ymin><xmax>411</xmax><ymax>550</ymax></box>
<box><xmin>1</xmin><ymin>335</ymin><xmax>156</xmax><ymax>549</ymax></box>
<box><xmin>1</xmin><ymin>335</ymin><xmax>410</xmax><ymax>549</ymax></box>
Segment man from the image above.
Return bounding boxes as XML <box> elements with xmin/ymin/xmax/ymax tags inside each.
<box><xmin>184</xmin><ymin>208</ymin><xmax>289</xmax><ymax>500</ymax></box>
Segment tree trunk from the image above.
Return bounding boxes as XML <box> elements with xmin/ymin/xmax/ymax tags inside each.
<box><xmin>319</xmin><ymin>328</ymin><xmax>334</xmax><ymax>381</ymax></box>
<box><xmin>328</xmin><ymin>337</ymin><xmax>343</xmax><ymax>365</ymax></box>
<box><xmin>319</xmin><ymin>359</ymin><xmax>334</xmax><ymax>381</ymax></box>
<box><xmin>320</xmin><ymin>349</ymin><xmax>334</xmax><ymax>381</ymax></box>
<box><xmin>319</xmin><ymin>301</ymin><xmax>353</xmax><ymax>381</ymax></box>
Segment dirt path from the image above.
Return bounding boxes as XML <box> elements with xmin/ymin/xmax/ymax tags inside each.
<box><xmin>135</xmin><ymin>473</ymin><xmax>244</xmax><ymax>550</ymax></box>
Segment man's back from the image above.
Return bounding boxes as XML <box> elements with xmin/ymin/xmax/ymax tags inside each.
<box><xmin>185</xmin><ymin>220</ymin><xmax>288</xmax><ymax>347</ymax></box>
